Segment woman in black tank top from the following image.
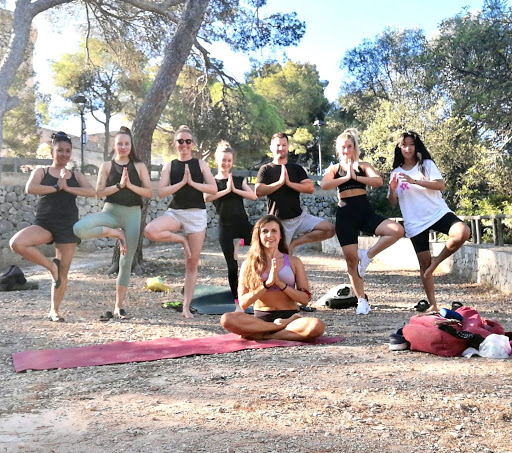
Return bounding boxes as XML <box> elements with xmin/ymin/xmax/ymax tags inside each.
<box><xmin>321</xmin><ymin>129</ymin><xmax>404</xmax><ymax>315</ymax></box>
<box><xmin>204</xmin><ymin>141</ymin><xmax>256</xmax><ymax>310</ymax></box>
<box><xmin>144</xmin><ymin>125</ymin><xmax>217</xmax><ymax>319</ymax></box>
<box><xmin>73</xmin><ymin>127</ymin><xmax>152</xmax><ymax>321</ymax></box>
<box><xmin>9</xmin><ymin>131</ymin><xmax>95</xmax><ymax>322</ymax></box>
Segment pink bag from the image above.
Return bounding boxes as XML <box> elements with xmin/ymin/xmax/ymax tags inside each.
<box><xmin>402</xmin><ymin>307</ymin><xmax>504</xmax><ymax>357</ymax></box>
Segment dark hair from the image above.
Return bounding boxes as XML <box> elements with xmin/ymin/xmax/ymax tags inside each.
<box><xmin>392</xmin><ymin>131</ymin><xmax>433</xmax><ymax>176</ymax></box>
<box><xmin>271</xmin><ymin>132</ymin><xmax>289</xmax><ymax>143</ymax></box>
<box><xmin>50</xmin><ymin>131</ymin><xmax>72</xmax><ymax>147</ymax></box>
<box><xmin>114</xmin><ymin>126</ymin><xmax>141</xmax><ymax>162</ymax></box>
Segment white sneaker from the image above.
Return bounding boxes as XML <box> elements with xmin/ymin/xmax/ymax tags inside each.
<box><xmin>356</xmin><ymin>298</ymin><xmax>371</xmax><ymax>315</ymax></box>
<box><xmin>357</xmin><ymin>249</ymin><xmax>373</xmax><ymax>278</ymax></box>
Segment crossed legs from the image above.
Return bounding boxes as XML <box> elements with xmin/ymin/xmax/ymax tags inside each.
<box><xmin>221</xmin><ymin>312</ymin><xmax>325</xmax><ymax>342</ymax></box>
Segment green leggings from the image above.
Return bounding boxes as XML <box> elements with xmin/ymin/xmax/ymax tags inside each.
<box><xmin>73</xmin><ymin>202</ymin><xmax>141</xmax><ymax>287</ymax></box>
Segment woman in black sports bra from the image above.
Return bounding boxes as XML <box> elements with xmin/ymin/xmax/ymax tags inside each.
<box><xmin>321</xmin><ymin>128</ymin><xmax>403</xmax><ymax>315</ymax></box>
<box><xmin>9</xmin><ymin>131</ymin><xmax>95</xmax><ymax>322</ymax></box>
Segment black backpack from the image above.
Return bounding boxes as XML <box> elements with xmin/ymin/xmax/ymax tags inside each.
<box><xmin>0</xmin><ymin>265</ymin><xmax>27</xmax><ymax>291</ymax></box>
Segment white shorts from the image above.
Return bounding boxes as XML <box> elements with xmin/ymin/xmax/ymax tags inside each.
<box><xmin>164</xmin><ymin>208</ymin><xmax>207</xmax><ymax>235</ymax></box>
<box><xmin>281</xmin><ymin>208</ymin><xmax>324</xmax><ymax>245</ymax></box>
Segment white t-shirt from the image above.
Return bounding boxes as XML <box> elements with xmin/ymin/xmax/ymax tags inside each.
<box><xmin>390</xmin><ymin>160</ymin><xmax>452</xmax><ymax>238</ymax></box>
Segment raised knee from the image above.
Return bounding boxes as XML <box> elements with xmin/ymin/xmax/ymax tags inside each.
<box><xmin>9</xmin><ymin>236</ymin><xmax>19</xmax><ymax>252</ymax></box>
<box><xmin>306</xmin><ymin>318</ymin><xmax>325</xmax><ymax>338</ymax></box>
<box><xmin>144</xmin><ymin>226</ymin><xmax>157</xmax><ymax>241</ymax></box>
<box><xmin>73</xmin><ymin>223</ymin><xmax>84</xmax><ymax>238</ymax></box>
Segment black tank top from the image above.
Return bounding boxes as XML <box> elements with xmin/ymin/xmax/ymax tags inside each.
<box><xmin>334</xmin><ymin>164</ymin><xmax>366</xmax><ymax>194</ymax></box>
<box><xmin>105</xmin><ymin>160</ymin><xmax>143</xmax><ymax>207</ymax></box>
<box><xmin>169</xmin><ymin>158</ymin><xmax>206</xmax><ymax>209</ymax></box>
<box><xmin>213</xmin><ymin>176</ymin><xmax>249</xmax><ymax>225</ymax></box>
<box><xmin>36</xmin><ymin>168</ymin><xmax>79</xmax><ymax>222</ymax></box>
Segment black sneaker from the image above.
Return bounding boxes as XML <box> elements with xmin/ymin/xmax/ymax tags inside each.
<box><xmin>389</xmin><ymin>333</ymin><xmax>410</xmax><ymax>351</ymax></box>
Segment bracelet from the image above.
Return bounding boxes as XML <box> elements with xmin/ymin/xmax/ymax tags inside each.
<box><xmin>280</xmin><ymin>284</ymin><xmax>288</xmax><ymax>291</ymax></box>
<box><xmin>116</xmin><ymin>182</ymin><xmax>121</xmax><ymax>189</ymax></box>
<box><xmin>299</xmin><ymin>288</ymin><xmax>312</xmax><ymax>302</ymax></box>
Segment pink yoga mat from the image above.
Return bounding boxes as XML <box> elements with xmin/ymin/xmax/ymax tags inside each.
<box><xmin>12</xmin><ymin>334</ymin><xmax>344</xmax><ymax>372</ymax></box>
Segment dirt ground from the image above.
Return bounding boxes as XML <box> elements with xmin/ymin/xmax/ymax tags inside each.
<box><xmin>1</xmin><ymin>240</ymin><xmax>512</xmax><ymax>453</ymax></box>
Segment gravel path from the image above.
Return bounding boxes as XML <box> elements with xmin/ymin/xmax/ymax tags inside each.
<box><xmin>1</xmin><ymin>240</ymin><xmax>511</xmax><ymax>453</ymax></box>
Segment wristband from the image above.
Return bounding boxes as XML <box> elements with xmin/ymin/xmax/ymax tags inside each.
<box><xmin>262</xmin><ymin>281</ymin><xmax>270</xmax><ymax>289</ymax></box>
<box><xmin>280</xmin><ymin>284</ymin><xmax>288</xmax><ymax>291</ymax></box>
<box><xmin>299</xmin><ymin>288</ymin><xmax>312</xmax><ymax>302</ymax></box>
<box><xmin>53</xmin><ymin>183</ymin><xmax>60</xmax><ymax>191</ymax></box>
<box><xmin>116</xmin><ymin>183</ymin><xmax>121</xmax><ymax>189</ymax></box>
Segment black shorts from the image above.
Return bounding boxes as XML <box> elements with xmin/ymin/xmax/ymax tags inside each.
<box><xmin>335</xmin><ymin>195</ymin><xmax>387</xmax><ymax>247</ymax></box>
<box><xmin>253</xmin><ymin>310</ymin><xmax>299</xmax><ymax>323</ymax></box>
<box><xmin>35</xmin><ymin>217</ymin><xmax>80</xmax><ymax>245</ymax></box>
<box><xmin>409</xmin><ymin>212</ymin><xmax>463</xmax><ymax>253</ymax></box>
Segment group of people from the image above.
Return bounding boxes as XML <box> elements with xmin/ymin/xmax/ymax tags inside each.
<box><xmin>9</xmin><ymin>126</ymin><xmax>470</xmax><ymax>342</ymax></box>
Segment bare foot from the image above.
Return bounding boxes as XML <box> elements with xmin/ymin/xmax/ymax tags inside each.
<box><xmin>116</xmin><ymin>230</ymin><xmax>127</xmax><ymax>255</ymax></box>
<box><xmin>182</xmin><ymin>306</ymin><xmax>195</xmax><ymax>319</ymax></box>
<box><xmin>180</xmin><ymin>237</ymin><xmax>192</xmax><ymax>260</ymax></box>
<box><xmin>273</xmin><ymin>313</ymin><xmax>302</xmax><ymax>326</ymax></box>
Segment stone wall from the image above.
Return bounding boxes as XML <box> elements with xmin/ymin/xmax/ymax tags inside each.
<box><xmin>0</xmin><ymin>180</ymin><xmax>337</xmax><ymax>263</ymax></box>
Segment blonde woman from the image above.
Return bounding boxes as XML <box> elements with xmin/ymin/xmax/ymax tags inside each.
<box><xmin>321</xmin><ymin>129</ymin><xmax>403</xmax><ymax>315</ymax></box>
<box><xmin>144</xmin><ymin>125</ymin><xmax>217</xmax><ymax>319</ymax></box>
<box><xmin>205</xmin><ymin>141</ymin><xmax>256</xmax><ymax>311</ymax></box>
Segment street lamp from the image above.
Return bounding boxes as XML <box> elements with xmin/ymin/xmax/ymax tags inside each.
<box><xmin>72</xmin><ymin>95</ymin><xmax>87</xmax><ymax>172</ymax></box>
<box><xmin>313</xmin><ymin>119</ymin><xmax>325</xmax><ymax>175</ymax></box>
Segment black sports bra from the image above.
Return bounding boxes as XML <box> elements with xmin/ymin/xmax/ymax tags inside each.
<box><xmin>334</xmin><ymin>164</ymin><xmax>366</xmax><ymax>193</ymax></box>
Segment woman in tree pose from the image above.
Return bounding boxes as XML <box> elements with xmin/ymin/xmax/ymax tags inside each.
<box><xmin>144</xmin><ymin>125</ymin><xmax>217</xmax><ymax>319</ymax></box>
<box><xmin>73</xmin><ymin>126</ymin><xmax>152</xmax><ymax>320</ymax></box>
<box><xmin>388</xmin><ymin>131</ymin><xmax>470</xmax><ymax>312</ymax></box>
<box><xmin>10</xmin><ymin>131</ymin><xmax>95</xmax><ymax>322</ymax></box>
<box><xmin>321</xmin><ymin>128</ymin><xmax>404</xmax><ymax>315</ymax></box>
<box><xmin>205</xmin><ymin>140</ymin><xmax>256</xmax><ymax>311</ymax></box>
<box><xmin>220</xmin><ymin>215</ymin><xmax>325</xmax><ymax>341</ymax></box>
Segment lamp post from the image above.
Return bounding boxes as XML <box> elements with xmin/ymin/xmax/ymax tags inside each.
<box><xmin>72</xmin><ymin>95</ymin><xmax>87</xmax><ymax>172</ymax></box>
<box><xmin>313</xmin><ymin>119</ymin><xmax>325</xmax><ymax>175</ymax></box>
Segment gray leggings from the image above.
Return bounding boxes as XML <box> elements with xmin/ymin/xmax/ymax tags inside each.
<box><xmin>73</xmin><ymin>202</ymin><xmax>141</xmax><ymax>287</ymax></box>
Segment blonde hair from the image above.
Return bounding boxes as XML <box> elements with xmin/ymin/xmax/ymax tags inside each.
<box><xmin>335</xmin><ymin>128</ymin><xmax>361</xmax><ymax>162</ymax></box>
<box><xmin>174</xmin><ymin>125</ymin><xmax>195</xmax><ymax>142</ymax></box>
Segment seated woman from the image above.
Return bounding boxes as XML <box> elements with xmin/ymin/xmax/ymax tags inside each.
<box><xmin>220</xmin><ymin>215</ymin><xmax>325</xmax><ymax>342</ymax></box>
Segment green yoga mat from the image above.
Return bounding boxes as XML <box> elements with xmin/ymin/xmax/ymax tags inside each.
<box><xmin>191</xmin><ymin>285</ymin><xmax>253</xmax><ymax>315</ymax></box>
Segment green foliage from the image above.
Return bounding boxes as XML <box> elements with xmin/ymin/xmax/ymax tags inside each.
<box><xmin>248</xmin><ymin>61</ymin><xmax>330</xmax><ymax>129</ymax></box>
<box><xmin>2</xmin><ymin>39</ymin><xmax>39</xmax><ymax>156</ymax></box>
<box><xmin>431</xmin><ymin>0</ymin><xmax>512</xmax><ymax>144</ymax></box>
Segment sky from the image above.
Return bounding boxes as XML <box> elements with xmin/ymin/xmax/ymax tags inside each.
<box><xmin>7</xmin><ymin>0</ymin><xmax>501</xmax><ymax>135</ymax></box>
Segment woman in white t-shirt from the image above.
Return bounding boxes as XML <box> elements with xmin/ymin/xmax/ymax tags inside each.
<box><xmin>388</xmin><ymin>131</ymin><xmax>470</xmax><ymax>311</ymax></box>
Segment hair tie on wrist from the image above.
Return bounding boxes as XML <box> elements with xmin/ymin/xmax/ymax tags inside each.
<box><xmin>299</xmin><ymin>288</ymin><xmax>312</xmax><ymax>301</ymax></box>
<box><xmin>262</xmin><ymin>281</ymin><xmax>270</xmax><ymax>289</ymax></box>
<box><xmin>281</xmin><ymin>284</ymin><xmax>288</xmax><ymax>291</ymax></box>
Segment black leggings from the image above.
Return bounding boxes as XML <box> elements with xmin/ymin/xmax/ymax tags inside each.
<box><xmin>219</xmin><ymin>221</ymin><xmax>253</xmax><ymax>298</ymax></box>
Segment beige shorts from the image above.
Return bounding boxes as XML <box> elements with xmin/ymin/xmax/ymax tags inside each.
<box><xmin>281</xmin><ymin>208</ymin><xmax>324</xmax><ymax>245</ymax></box>
<box><xmin>164</xmin><ymin>208</ymin><xmax>207</xmax><ymax>235</ymax></box>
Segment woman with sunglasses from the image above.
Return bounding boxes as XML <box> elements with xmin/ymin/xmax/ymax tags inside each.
<box><xmin>204</xmin><ymin>140</ymin><xmax>256</xmax><ymax>311</ymax></box>
<box><xmin>9</xmin><ymin>131</ymin><xmax>95</xmax><ymax>322</ymax></box>
<box><xmin>74</xmin><ymin>126</ymin><xmax>152</xmax><ymax>320</ymax></box>
<box><xmin>389</xmin><ymin>131</ymin><xmax>470</xmax><ymax>312</ymax></box>
<box><xmin>144</xmin><ymin>125</ymin><xmax>217</xmax><ymax>319</ymax></box>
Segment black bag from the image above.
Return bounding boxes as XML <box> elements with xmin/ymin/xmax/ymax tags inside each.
<box><xmin>0</xmin><ymin>265</ymin><xmax>27</xmax><ymax>291</ymax></box>
<box><xmin>324</xmin><ymin>285</ymin><xmax>358</xmax><ymax>309</ymax></box>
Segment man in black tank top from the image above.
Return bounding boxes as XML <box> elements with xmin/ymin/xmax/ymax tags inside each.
<box><xmin>256</xmin><ymin>132</ymin><xmax>335</xmax><ymax>255</ymax></box>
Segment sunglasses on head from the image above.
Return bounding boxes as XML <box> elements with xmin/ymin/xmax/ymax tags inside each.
<box><xmin>176</xmin><ymin>139</ymin><xmax>193</xmax><ymax>145</ymax></box>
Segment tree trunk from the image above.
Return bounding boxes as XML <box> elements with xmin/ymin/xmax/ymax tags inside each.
<box><xmin>0</xmin><ymin>0</ymin><xmax>70</xmax><ymax>180</ymax></box>
<box><xmin>117</xmin><ymin>0</ymin><xmax>210</xmax><ymax>268</ymax></box>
